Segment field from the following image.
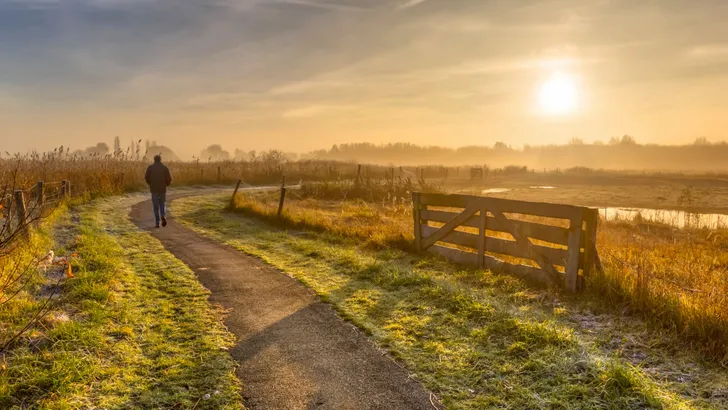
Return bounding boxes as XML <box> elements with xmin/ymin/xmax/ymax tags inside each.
<box><xmin>176</xmin><ymin>191</ymin><xmax>728</xmax><ymax>409</ymax></box>
<box><xmin>3</xmin><ymin>155</ymin><xmax>728</xmax><ymax>409</ymax></box>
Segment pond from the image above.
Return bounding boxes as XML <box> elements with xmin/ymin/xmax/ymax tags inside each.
<box><xmin>600</xmin><ymin>207</ymin><xmax>728</xmax><ymax>229</ymax></box>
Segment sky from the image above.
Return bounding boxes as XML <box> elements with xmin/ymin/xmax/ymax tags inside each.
<box><xmin>2</xmin><ymin>0</ymin><xmax>728</xmax><ymax>158</ymax></box>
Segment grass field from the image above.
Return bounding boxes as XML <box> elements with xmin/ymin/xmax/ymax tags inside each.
<box><xmin>0</xmin><ymin>193</ymin><xmax>243</xmax><ymax>409</ymax></box>
<box><xmin>174</xmin><ymin>192</ymin><xmax>728</xmax><ymax>409</ymax></box>
<box><xmin>227</xmin><ymin>187</ymin><xmax>728</xmax><ymax>361</ymax></box>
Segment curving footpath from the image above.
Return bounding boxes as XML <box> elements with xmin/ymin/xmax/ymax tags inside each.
<box><xmin>130</xmin><ymin>193</ymin><xmax>438</xmax><ymax>410</ymax></box>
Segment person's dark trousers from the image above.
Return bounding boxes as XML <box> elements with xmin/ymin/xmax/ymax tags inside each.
<box><xmin>151</xmin><ymin>192</ymin><xmax>166</xmax><ymax>226</ymax></box>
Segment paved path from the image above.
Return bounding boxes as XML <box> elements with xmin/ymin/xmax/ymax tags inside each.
<box><xmin>130</xmin><ymin>194</ymin><xmax>438</xmax><ymax>410</ymax></box>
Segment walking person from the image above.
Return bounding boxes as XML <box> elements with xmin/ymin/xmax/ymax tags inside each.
<box><xmin>145</xmin><ymin>154</ymin><xmax>172</xmax><ymax>228</ymax></box>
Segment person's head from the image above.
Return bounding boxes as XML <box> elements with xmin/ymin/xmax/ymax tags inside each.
<box><xmin>153</xmin><ymin>154</ymin><xmax>162</xmax><ymax>163</ymax></box>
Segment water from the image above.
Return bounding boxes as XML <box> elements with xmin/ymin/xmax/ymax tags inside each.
<box><xmin>482</xmin><ymin>188</ymin><xmax>511</xmax><ymax>194</ymax></box>
<box><xmin>600</xmin><ymin>207</ymin><xmax>728</xmax><ymax>229</ymax></box>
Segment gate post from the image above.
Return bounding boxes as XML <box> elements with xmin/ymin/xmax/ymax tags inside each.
<box><xmin>412</xmin><ymin>192</ymin><xmax>422</xmax><ymax>252</ymax></box>
<box><xmin>565</xmin><ymin>211</ymin><xmax>584</xmax><ymax>292</ymax></box>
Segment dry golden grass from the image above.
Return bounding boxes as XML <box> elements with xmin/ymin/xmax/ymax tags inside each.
<box><xmin>231</xmin><ymin>188</ymin><xmax>728</xmax><ymax>360</ymax></box>
<box><xmin>0</xmin><ymin>147</ymin><xmax>394</xmax><ymax>199</ymax></box>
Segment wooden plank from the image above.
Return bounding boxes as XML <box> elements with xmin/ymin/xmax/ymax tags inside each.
<box><xmin>487</xmin><ymin>201</ymin><xmax>560</xmax><ymax>283</ymax></box>
<box><xmin>422</xmin><ymin>226</ymin><xmax>576</xmax><ymax>267</ymax></box>
<box><xmin>478</xmin><ymin>207</ymin><xmax>486</xmax><ymax>268</ymax></box>
<box><xmin>421</xmin><ymin>209</ymin><xmax>569</xmax><ymax>246</ymax></box>
<box><xmin>565</xmin><ymin>213</ymin><xmax>584</xmax><ymax>292</ymax></box>
<box><xmin>419</xmin><ymin>193</ymin><xmax>481</xmax><ymax>208</ymax></box>
<box><xmin>428</xmin><ymin>245</ymin><xmax>479</xmax><ymax>265</ymax></box>
<box><xmin>412</xmin><ymin>192</ymin><xmax>422</xmax><ymax>252</ymax></box>
<box><xmin>486</xmin><ymin>237</ymin><xmax>568</xmax><ymax>266</ymax></box>
<box><xmin>420</xmin><ymin>203</ymin><xmax>481</xmax><ymax>250</ymax></box>
<box><xmin>427</xmin><ymin>246</ymin><xmax>551</xmax><ymax>285</ymax></box>
<box><xmin>581</xmin><ymin>208</ymin><xmax>598</xmax><ymax>279</ymax></box>
<box><xmin>483</xmin><ymin>196</ymin><xmax>582</xmax><ymax>220</ymax></box>
<box><xmin>421</xmin><ymin>209</ymin><xmax>479</xmax><ymax>228</ymax></box>
<box><xmin>483</xmin><ymin>255</ymin><xmax>552</xmax><ymax>285</ymax></box>
<box><xmin>418</xmin><ymin>193</ymin><xmax>582</xmax><ymax>220</ymax></box>
<box><xmin>488</xmin><ymin>217</ymin><xmax>568</xmax><ymax>246</ymax></box>
<box><xmin>422</xmin><ymin>225</ymin><xmax>480</xmax><ymax>248</ymax></box>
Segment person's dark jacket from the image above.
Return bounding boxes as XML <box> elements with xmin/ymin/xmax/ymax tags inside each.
<box><xmin>145</xmin><ymin>162</ymin><xmax>172</xmax><ymax>193</ymax></box>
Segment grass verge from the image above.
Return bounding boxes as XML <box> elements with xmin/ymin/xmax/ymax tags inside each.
<box><xmin>175</xmin><ymin>193</ymin><xmax>728</xmax><ymax>410</ymax></box>
<box><xmin>0</xmin><ymin>195</ymin><xmax>243</xmax><ymax>409</ymax></box>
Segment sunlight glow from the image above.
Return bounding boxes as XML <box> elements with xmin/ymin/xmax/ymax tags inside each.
<box><xmin>538</xmin><ymin>72</ymin><xmax>579</xmax><ymax>116</ymax></box>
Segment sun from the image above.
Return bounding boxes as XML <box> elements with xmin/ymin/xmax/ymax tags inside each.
<box><xmin>537</xmin><ymin>72</ymin><xmax>579</xmax><ymax>116</ymax></box>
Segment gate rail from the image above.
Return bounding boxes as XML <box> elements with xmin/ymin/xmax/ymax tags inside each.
<box><xmin>412</xmin><ymin>192</ymin><xmax>599</xmax><ymax>292</ymax></box>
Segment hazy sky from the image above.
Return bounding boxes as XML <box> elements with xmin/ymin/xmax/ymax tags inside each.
<box><xmin>2</xmin><ymin>0</ymin><xmax>728</xmax><ymax>157</ymax></box>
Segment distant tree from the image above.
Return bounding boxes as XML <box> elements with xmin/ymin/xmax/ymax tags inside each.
<box><xmin>234</xmin><ymin>149</ymin><xmax>249</xmax><ymax>161</ymax></box>
<box><xmin>113</xmin><ymin>136</ymin><xmax>121</xmax><ymax>153</ymax></box>
<box><xmin>84</xmin><ymin>142</ymin><xmax>110</xmax><ymax>156</ymax></box>
<box><xmin>200</xmin><ymin>144</ymin><xmax>231</xmax><ymax>161</ymax></box>
<box><xmin>569</xmin><ymin>138</ymin><xmax>585</xmax><ymax>145</ymax></box>
<box><xmin>694</xmin><ymin>137</ymin><xmax>710</xmax><ymax>145</ymax></box>
<box><xmin>493</xmin><ymin>141</ymin><xmax>509</xmax><ymax>150</ymax></box>
<box><xmin>620</xmin><ymin>135</ymin><xmax>637</xmax><ymax>146</ymax></box>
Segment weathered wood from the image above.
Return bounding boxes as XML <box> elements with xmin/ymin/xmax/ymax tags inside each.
<box><xmin>61</xmin><ymin>180</ymin><xmax>70</xmax><ymax>198</ymax></box>
<box><xmin>428</xmin><ymin>245</ymin><xmax>478</xmax><ymax>265</ymax></box>
<box><xmin>421</xmin><ymin>209</ymin><xmax>480</xmax><ymax>227</ymax></box>
<box><xmin>427</xmin><ymin>245</ymin><xmax>551</xmax><ymax>284</ymax></box>
<box><xmin>277</xmin><ymin>177</ymin><xmax>286</xmax><ymax>218</ymax></box>
<box><xmin>421</xmin><ymin>209</ymin><xmax>569</xmax><ymax>246</ymax></box>
<box><xmin>581</xmin><ymin>208</ymin><xmax>598</xmax><ymax>280</ymax></box>
<box><xmin>486</xmin><ymin>237</ymin><xmax>568</xmax><ymax>266</ymax></box>
<box><xmin>422</xmin><ymin>225</ymin><xmax>480</xmax><ymax>248</ymax></box>
<box><xmin>230</xmin><ymin>179</ymin><xmax>242</xmax><ymax>208</ymax></box>
<box><xmin>422</xmin><ymin>224</ymin><xmax>569</xmax><ymax>263</ymax></box>
<box><xmin>478</xmin><ymin>207</ymin><xmax>487</xmax><ymax>268</ymax></box>
<box><xmin>419</xmin><ymin>193</ymin><xmax>583</xmax><ymax>220</ymax></box>
<box><xmin>420</xmin><ymin>203</ymin><xmax>481</xmax><ymax>250</ymax></box>
<box><xmin>487</xmin><ymin>201</ymin><xmax>560</xmax><ymax>282</ymax></box>
<box><xmin>412</xmin><ymin>192</ymin><xmax>422</xmax><ymax>252</ymax></box>
<box><xmin>36</xmin><ymin>181</ymin><xmax>44</xmax><ymax>208</ymax></box>
<box><xmin>217</xmin><ymin>166</ymin><xmax>221</xmax><ymax>182</ymax></box>
<box><xmin>14</xmin><ymin>190</ymin><xmax>27</xmax><ymax>232</ymax></box>
<box><xmin>565</xmin><ymin>213</ymin><xmax>584</xmax><ymax>292</ymax></box>
<box><xmin>421</xmin><ymin>225</ymin><xmax>582</xmax><ymax>268</ymax></box>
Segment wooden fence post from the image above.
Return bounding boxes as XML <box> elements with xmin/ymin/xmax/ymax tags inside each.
<box><xmin>61</xmin><ymin>180</ymin><xmax>71</xmax><ymax>198</ymax></box>
<box><xmin>36</xmin><ymin>181</ymin><xmax>45</xmax><ymax>208</ymax></box>
<box><xmin>565</xmin><ymin>212</ymin><xmax>584</xmax><ymax>292</ymax></box>
<box><xmin>14</xmin><ymin>190</ymin><xmax>27</xmax><ymax>233</ymax></box>
<box><xmin>412</xmin><ymin>192</ymin><xmax>422</xmax><ymax>252</ymax></box>
<box><xmin>200</xmin><ymin>169</ymin><xmax>204</xmax><ymax>181</ymax></box>
<box><xmin>120</xmin><ymin>172</ymin><xmax>125</xmax><ymax>188</ymax></box>
<box><xmin>355</xmin><ymin>165</ymin><xmax>362</xmax><ymax>189</ymax></box>
<box><xmin>478</xmin><ymin>207</ymin><xmax>487</xmax><ymax>268</ymax></box>
<box><xmin>581</xmin><ymin>208</ymin><xmax>599</xmax><ymax>288</ymax></box>
<box><xmin>217</xmin><ymin>166</ymin><xmax>221</xmax><ymax>183</ymax></box>
<box><xmin>277</xmin><ymin>176</ymin><xmax>287</xmax><ymax>218</ymax></box>
<box><xmin>230</xmin><ymin>179</ymin><xmax>242</xmax><ymax>208</ymax></box>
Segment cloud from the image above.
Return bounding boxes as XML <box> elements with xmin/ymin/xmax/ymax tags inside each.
<box><xmin>688</xmin><ymin>44</ymin><xmax>728</xmax><ymax>59</ymax></box>
<box><xmin>282</xmin><ymin>104</ymin><xmax>352</xmax><ymax>118</ymax></box>
<box><xmin>397</xmin><ymin>0</ymin><xmax>426</xmax><ymax>10</ymax></box>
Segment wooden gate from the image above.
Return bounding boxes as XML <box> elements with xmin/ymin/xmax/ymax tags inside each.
<box><xmin>412</xmin><ymin>193</ymin><xmax>599</xmax><ymax>292</ymax></box>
